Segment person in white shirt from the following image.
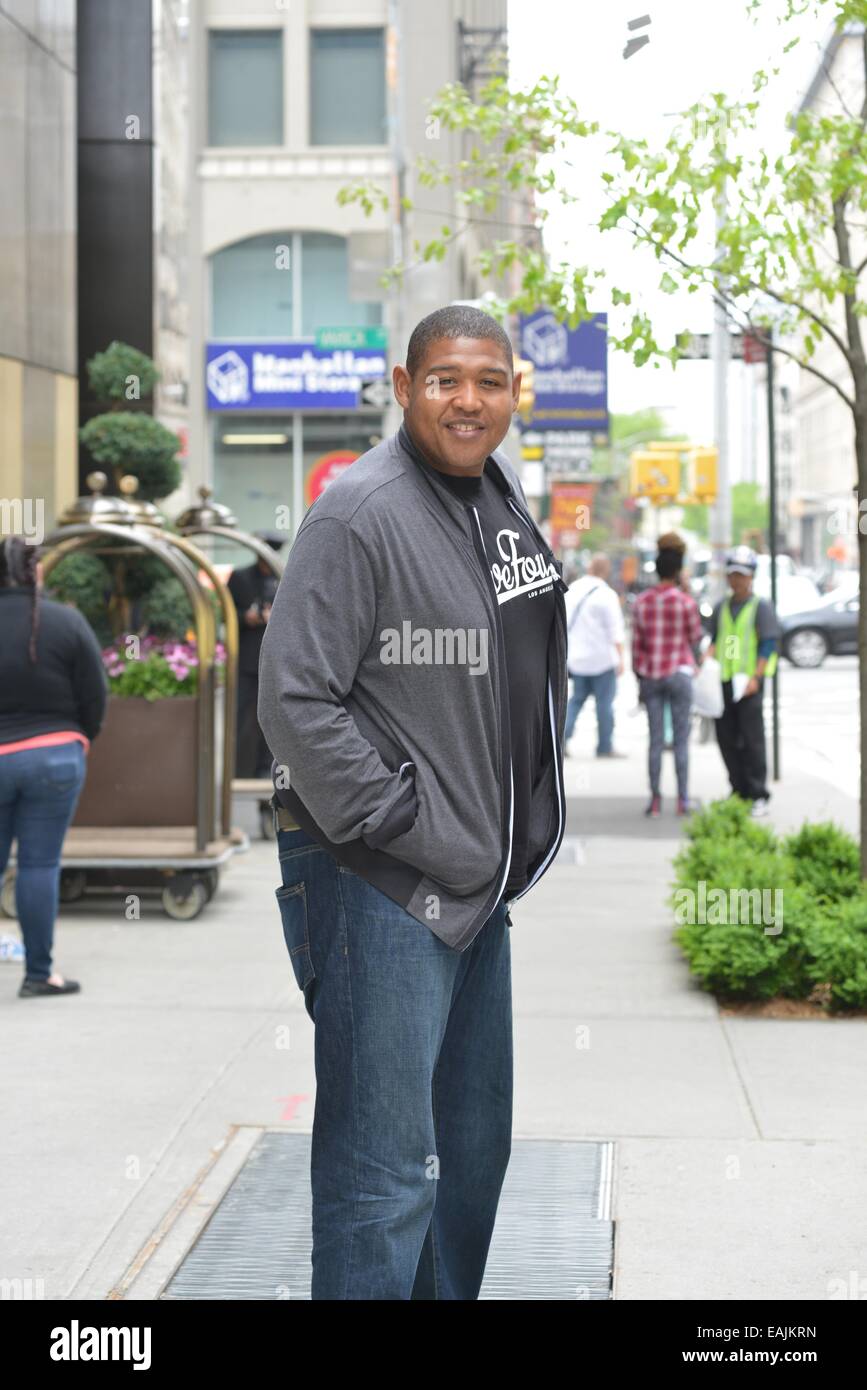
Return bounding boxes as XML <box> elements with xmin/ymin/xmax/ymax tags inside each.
<box><xmin>564</xmin><ymin>553</ymin><xmax>626</xmax><ymax>758</ymax></box>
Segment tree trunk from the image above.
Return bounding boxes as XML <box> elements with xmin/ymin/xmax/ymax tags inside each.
<box><xmin>857</xmin><ymin>417</ymin><xmax>867</xmax><ymax>877</ymax></box>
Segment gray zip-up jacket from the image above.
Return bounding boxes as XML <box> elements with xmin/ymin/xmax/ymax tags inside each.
<box><xmin>257</xmin><ymin>425</ymin><xmax>569</xmax><ymax>951</ymax></box>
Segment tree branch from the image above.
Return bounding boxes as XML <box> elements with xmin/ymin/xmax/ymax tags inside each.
<box><xmin>746</xmin><ymin>280</ymin><xmax>853</xmax><ymax>367</ymax></box>
<box><xmin>725</xmin><ymin>297</ymin><xmax>857</xmax><ymax>413</ymax></box>
<box><xmin>621</xmin><ymin>212</ymin><xmax>854</xmax><ymax>370</ymax></box>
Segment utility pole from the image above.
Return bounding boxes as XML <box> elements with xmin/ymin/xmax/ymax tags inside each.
<box><xmin>386</xmin><ymin>0</ymin><xmax>405</xmax><ymax>437</ymax></box>
<box><xmin>766</xmin><ymin>329</ymin><xmax>781</xmax><ymax>781</ymax></box>
<box><xmin>710</xmin><ymin>169</ymin><xmax>732</xmax><ymax>598</ymax></box>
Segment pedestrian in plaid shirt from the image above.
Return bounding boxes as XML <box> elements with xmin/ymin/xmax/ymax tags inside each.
<box><xmin>632</xmin><ymin>533</ymin><xmax>703</xmax><ymax>817</ymax></box>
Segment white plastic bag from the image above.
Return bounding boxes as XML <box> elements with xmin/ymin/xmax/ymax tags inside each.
<box><xmin>692</xmin><ymin>656</ymin><xmax>724</xmax><ymax>718</ymax></box>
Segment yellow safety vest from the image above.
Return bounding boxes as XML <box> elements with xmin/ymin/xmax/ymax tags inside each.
<box><xmin>717</xmin><ymin>595</ymin><xmax>777</xmax><ymax>681</ymax></box>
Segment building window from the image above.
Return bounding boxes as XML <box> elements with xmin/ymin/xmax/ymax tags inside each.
<box><xmin>309</xmin><ymin>29</ymin><xmax>386</xmax><ymax>146</ymax></box>
<box><xmin>212</xmin><ymin>234</ymin><xmax>294</xmax><ymax>338</ymax></box>
<box><xmin>299</xmin><ymin>233</ymin><xmax>381</xmax><ymax>336</ymax></box>
<box><xmin>211</xmin><ymin>232</ymin><xmax>381</xmax><ymax>338</ymax></box>
<box><xmin>213</xmin><ymin>414</ymin><xmax>383</xmax><ymax>542</ymax></box>
<box><xmin>208</xmin><ymin>30</ymin><xmax>283</xmax><ymax>146</ymax></box>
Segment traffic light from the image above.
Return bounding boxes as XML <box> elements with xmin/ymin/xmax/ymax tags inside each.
<box><xmin>687</xmin><ymin>447</ymin><xmax>718</xmax><ymax>503</ymax></box>
<box><xmin>514</xmin><ymin>356</ymin><xmax>535</xmax><ymax>423</ymax></box>
<box><xmin>629</xmin><ymin>449</ymin><xmax>681</xmax><ymax>502</ymax></box>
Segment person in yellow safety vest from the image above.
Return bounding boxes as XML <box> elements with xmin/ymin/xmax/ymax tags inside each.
<box><xmin>706</xmin><ymin>546</ymin><xmax>780</xmax><ymax>819</ymax></box>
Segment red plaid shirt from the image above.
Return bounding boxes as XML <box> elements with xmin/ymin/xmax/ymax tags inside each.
<box><xmin>632</xmin><ymin>583</ymin><xmax>702</xmax><ymax>679</ymax></box>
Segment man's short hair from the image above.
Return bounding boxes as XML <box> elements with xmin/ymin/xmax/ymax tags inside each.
<box><xmin>405</xmin><ymin>305</ymin><xmax>514</xmax><ymax>377</ymax></box>
<box><xmin>656</xmin><ymin>547</ymin><xmax>684</xmax><ymax>580</ymax></box>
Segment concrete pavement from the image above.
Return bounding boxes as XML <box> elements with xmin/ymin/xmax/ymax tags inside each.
<box><xmin>0</xmin><ymin>667</ymin><xmax>864</xmax><ymax>1300</ymax></box>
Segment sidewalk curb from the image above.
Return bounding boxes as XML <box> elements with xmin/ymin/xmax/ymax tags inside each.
<box><xmin>109</xmin><ymin>1125</ymin><xmax>266</xmax><ymax>1301</ymax></box>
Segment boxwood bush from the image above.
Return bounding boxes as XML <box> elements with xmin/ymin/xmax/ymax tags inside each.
<box><xmin>671</xmin><ymin>798</ymin><xmax>866</xmax><ymax>1011</ymax></box>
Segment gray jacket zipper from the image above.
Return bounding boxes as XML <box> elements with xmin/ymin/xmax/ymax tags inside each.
<box><xmin>470</xmin><ymin>504</ymin><xmax>515</xmax><ymax>910</ymax></box>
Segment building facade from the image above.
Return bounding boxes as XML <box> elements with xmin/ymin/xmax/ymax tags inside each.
<box><xmin>0</xmin><ymin>1</ymin><xmax>78</xmax><ymax>535</ymax></box>
<box><xmin>181</xmin><ymin>0</ymin><xmax>508</xmax><ymax>541</ymax></box>
<box><xmin>792</xmin><ymin>23</ymin><xmax>865</xmax><ymax>569</ymax></box>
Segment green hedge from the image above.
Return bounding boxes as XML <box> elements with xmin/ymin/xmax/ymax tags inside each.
<box><xmin>671</xmin><ymin>798</ymin><xmax>867</xmax><ymax>1011</ymax></box>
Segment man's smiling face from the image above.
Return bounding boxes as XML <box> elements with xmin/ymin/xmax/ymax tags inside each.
<box><xmin>393</xmin><ymin>335</ymin><xmax>521</xmax><ymax>476</ymax></box>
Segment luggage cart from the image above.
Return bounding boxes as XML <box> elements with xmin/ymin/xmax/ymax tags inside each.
<box><xmin>1</xmin><ymin>827</ymin><xmax>249</xmax><ymax>922</ymax></box>
<box><xmin>0</xmin><ymin>473</ymin><xmax>250</xmax><ymax>922</ymax></box>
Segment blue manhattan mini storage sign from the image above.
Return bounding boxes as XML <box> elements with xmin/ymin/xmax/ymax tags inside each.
<box><xmin>518</xmin><ymin>310</ymin><xmax>608</xmax><ymax>432</ymax></box>
<box><xmin>205</xmin><ymin>341</ymin><xmax>387</xmax><ymax>411</ymax></box>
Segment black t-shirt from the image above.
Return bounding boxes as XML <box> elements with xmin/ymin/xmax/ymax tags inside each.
<box><xmin>416</xmin><ymin>457</ymin><xmax>557</xmax><ymax>895</ymax></box>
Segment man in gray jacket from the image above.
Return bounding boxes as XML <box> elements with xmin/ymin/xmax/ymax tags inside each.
<box><xmin>258</xmin><ymin>304</ymin><xmax>568</xmax><ymax>1300</ymax></box>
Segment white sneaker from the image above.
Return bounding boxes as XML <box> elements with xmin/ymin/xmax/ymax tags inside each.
<box><xmin>750</xmin><ymin>797</ymin><xmax>770</xmax><ymax>818</ymax></box>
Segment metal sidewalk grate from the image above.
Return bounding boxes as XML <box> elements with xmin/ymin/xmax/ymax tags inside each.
<box><xmin>161</xmin><ymin>1132</ymin><xmax>614</xmax><ymax>1301</ymax></box>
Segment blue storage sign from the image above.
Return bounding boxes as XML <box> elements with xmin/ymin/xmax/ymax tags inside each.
<box><xmin>205</xmin><ymin>341</ymin><xmax>388</xmax><ymax>411</ymax></box>
<box><xmin>518</xmin><ymin>311</ymin><xmax>608</xmax><ymax>432</ymax></box>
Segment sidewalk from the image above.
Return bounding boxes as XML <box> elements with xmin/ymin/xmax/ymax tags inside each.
<box><xmin>1</xmin><ymin>685</ymin><xmax>864</xmax><ymax>1300</ymax></box>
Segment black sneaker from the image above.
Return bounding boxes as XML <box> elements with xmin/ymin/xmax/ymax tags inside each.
<box><xmin>18</xmin><ymin>976</ymin><xmax>81</xmax><ymax>998</ymax></box>
<box><xmin>644</xmin><ymin>795</ymin><xmax>662</xmax><ymax>818</ymax></box>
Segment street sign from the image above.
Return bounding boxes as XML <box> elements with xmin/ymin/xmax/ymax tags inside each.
<box><xmin>547</xmin><ymin>459</ymin><xmax>593</xmax><ymax>479</ymax></box>
<box><xmin>675</xmin><ymin>332</ymin><xmax>745</xmax><ymax>360</ymax></box>
<box><xmin>206</xmin><ymin>341</ymin><xmax>388</xmax><ymax>412</ymax></box>
<box><xmin>742</xmin><ymin>332</ymin><xmax>768</xmax><ymax>364</ymax></box>
<box><xmin>358</xmin><ymin>378</ymin><xmax>393</xmax><ymax>409</ymax></box>
<box><xmin>518</xmin><ymin>310</ymin><xmax>608</xmax><ymax>432</ymax></box>
<box><xmin>316</xmin><ymin>326</ymin><xmax>388</xmax><ymax>351</ymax></box>
<box><xmin>305</xmin><ymin>450</ymin><xmax>359</xmax><ymax>506</ymax></box>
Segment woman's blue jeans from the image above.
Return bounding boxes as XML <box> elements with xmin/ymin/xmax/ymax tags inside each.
<box><xmin>0</xmin><ymin>741</ymin><xmax>87</xmax><ymax>980</ymax></box>
<box><xmin>275</xmin><ymin>824</ymin><xmax>513</xmax><ymax>1300</ymax></box>
<box><xmin>638</xmin><ymin>670</ymin><xmax>693</xmax><ymax>799</ymax></box>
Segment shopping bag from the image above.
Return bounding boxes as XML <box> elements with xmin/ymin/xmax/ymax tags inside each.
<box><xmin>692</xmin><ymin>656</ymin><xmax>724</xmax><ymax>718</ymax></box>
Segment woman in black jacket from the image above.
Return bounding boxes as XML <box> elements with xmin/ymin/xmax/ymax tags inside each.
<box><xmin>0</xmin><ymin>536</ymin><xmax>107</xmax><ymax>996</ymax></box>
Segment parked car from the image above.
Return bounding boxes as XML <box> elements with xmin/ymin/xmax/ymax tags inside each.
<box><xmin>780</xmin><ymin>578</ymin><xmax>859</xmax><ymax>667</ymax></box>
<box><xmin>756</xmin><ymin>573</ymin><xmax>821</xmax><ymax>617</ymax></box>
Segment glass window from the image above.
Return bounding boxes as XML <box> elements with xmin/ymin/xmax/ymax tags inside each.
<box><xmin>212</xmin><ymin>234</ymin><xmax>294</xmax><ymax>338</ymax></box>
<box><xmin>213</xmin><ymin>416</ymin><xmax>292</xmax><ymax>555</ymax></box>
<box><xmin>211</xmin><ymin>233</ymin><xmax>381</xmax><ymax>338</ymax></box>
<box><xmin>208</xmin><ymin>30</ymin><xmax>283</xmax><ymax>147</ymax></box>
<box><xmin>300</xmin><ymin>234</ymin><xmax>382</xmax><ymax>336</ymax></box>
<box><xmin>302</xmin><ymin>414</ymin><xmax>383</xmax><ymax>514</ymax></box>
<box><xmin>310</xmin><ymin>29</ymin><xmax>386</xmax><ymax>146</ymax></box>
<box><xmin>211</xmin><ymin>415</ymin><xmax>383</xmax><ymax>546</ymax></box>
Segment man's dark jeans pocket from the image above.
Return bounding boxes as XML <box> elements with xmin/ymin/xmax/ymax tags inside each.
<box><xmin>275</xmin><ymin>882</ymin><xmax>316</xmax><ymax>1018</ymax></box>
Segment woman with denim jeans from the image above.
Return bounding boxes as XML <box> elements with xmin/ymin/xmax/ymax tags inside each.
<box><xmin>0</xmin><ymin>537</ymin><xmax>107</xmax><ymax>996</ymax></box>
<box><xmin>631</xmin><ymin>533</ymin><xmax>703</xmax><ymax>817</ymax></box>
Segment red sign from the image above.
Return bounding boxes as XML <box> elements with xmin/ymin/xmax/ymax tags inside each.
<box><xmin>549</xmin><ymin>482</ymin><xmax>594</xmax><ymax>551</ymax></box>
<box><xmin>305</xmin><ymin>450</ymin><xmax>359</xmax><ymax>506</ymax></box>
<box><xmin>742</xmin><ymin>333</ymin><xmax>768</xmax><ymax>364</ymax></box>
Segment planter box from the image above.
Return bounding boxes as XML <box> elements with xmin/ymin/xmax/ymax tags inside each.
<box><xmin>73</xmin><ymin>695</ymin><xmax>198</xmax><ymax>827</ymax></box>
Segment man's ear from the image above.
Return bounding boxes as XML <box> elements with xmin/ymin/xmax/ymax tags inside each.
<box><xmin>393</xmin><ymin>364</ymin><xmax>411</xmax><ymax>408</ymax></box>
<box><xmin>511</xmin><ymin>370</ymin><xmax>522</xmax><ymax>412</ymax></box>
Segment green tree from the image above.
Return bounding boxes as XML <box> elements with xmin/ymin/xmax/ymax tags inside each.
<box><xmin>732</xmin><ymin>481</ymin><xmax>770</xmax><ymax>544</ymax></box>
<box><xmin>79</xmin><ymin>341</ymin><xmax>181</xmax><ymax>502</ymax></box>
<box><xmin>340</xmin><ymin>0</ymin><xmax>867</xmax><ymax>871</ymax></box>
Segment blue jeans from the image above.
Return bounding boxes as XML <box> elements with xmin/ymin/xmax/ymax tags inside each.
<box><xmin>275</xmin><ymin>825</ymin><xmax>513</xmax><ymax>1300</ymax></box>
<box><xmin>564</xmin><ymin>667</ymin><xmax>617</xmax><ymax>753</ymax></box>
<box><xmin>638</xmin><ymin>670</ymin><xmax>693</xmax><ymax>799</ymax></box>
<box><xmin>0</xmin><ymin>741</ymin><xmax>87</xmax><ymax>980</ymax></box>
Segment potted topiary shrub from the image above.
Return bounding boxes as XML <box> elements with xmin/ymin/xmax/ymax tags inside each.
<box><xmin>48</xmin><ymin>343</ymin><xmax>226</xmax><ymax>830</ymax></box>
